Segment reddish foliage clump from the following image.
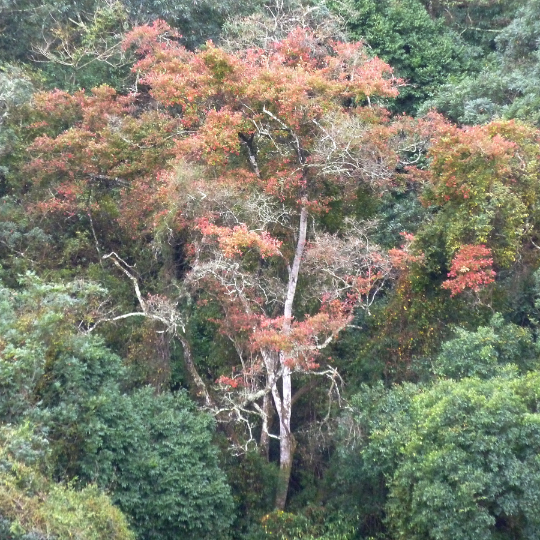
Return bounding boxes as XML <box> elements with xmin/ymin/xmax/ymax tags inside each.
<box><xmin>442</xmin><ymin>244</ymin><xmax>496</xmax><ymax>296</ymax></box>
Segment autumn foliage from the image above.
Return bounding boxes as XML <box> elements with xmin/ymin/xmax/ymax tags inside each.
<box><xmin>17</xmin><ymin>16</ymin><xmax>540</xmax><ymax>518</ymax></box>
<box><xmin>442</xmin><ymin>244</ymin><xmax>496</xmax><ymax>296</ymax></box>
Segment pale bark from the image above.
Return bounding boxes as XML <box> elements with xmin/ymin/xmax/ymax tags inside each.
<box><xmin>283</xmin><ymin>205</ymin><xmax>308</xmax><ymax>327</ymax></box>
<box><xmin>260</xmin><ymin>391</ymin><xmax>271</xmax><ymax>460</ymax></box>
<box><xmin>274</xmin><ymin>204</ymin><xmax>309</xmax><ymax>509</ymax></box>
<box><xmin>274</xmin><ymin>363</ymin><xmax>294</xmax><ymax>509</ymax></box>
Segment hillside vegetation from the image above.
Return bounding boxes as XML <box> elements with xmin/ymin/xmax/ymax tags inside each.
<box><xmin>2</xmin><ymin>1</ymin><xmax>540</xmax><ymax>538</ymax></box>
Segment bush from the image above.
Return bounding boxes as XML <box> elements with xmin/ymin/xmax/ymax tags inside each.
<box><xmin>342</xmin><ymin>372</ymin><xmax>540</xmax><ymax>539</ymax></box>
<box><xmin>0</xmin><ymin>424</ymin><xmax>134</xmax><ymax>540</ymax></box>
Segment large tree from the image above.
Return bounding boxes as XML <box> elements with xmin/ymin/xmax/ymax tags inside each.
<box><xmin>23</xmin><ymin>21</ymin><xmax>414</xmax><ymax>507</ymax></box>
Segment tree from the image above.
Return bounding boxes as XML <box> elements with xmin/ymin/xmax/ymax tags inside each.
<box><xmin>419</xmin><ymin>0</ymin><xmax>526</xmax><ymax>49</ymax></box>
<box><xmin>381</xmin><ymin>374</ymin><xmax>540</xmax><ymax>539</ymax></box>
<box><xmin>19</xmin><ymin>21</ymin><xmax>413</xmax><ymax>508</ymax></box>
<box><xmin>417</xmin><ymin>118</ymin><xmax>540</xmax><ymax>271</ymax></box>
<box><xmin>0</xmin><ymin>424</ymin><xmax>134</xmax><ymax>540</ymax></box>
<box><xmin>0</xmin><ymin>0</ymin><xmax>261</xmax><ymax>88</ymax></box>
<box><xmin>441</xmin><ymin>244</ymin><xmax>496</xmax><ymax>297</ymax></box>
<box><xmin>433</xmin><ymin>313</ymin><xmax>538</xmax><ymax>379</ymax></box>
<box><xmin>119</xmin><ymin>22</ymin><xmax>407</xmax><ymax>508</ymax></box>
<box><xmin>47</xmin><ymin>389</ymin><xmax>235</xmax><ymax>540</ymax></box>
<box><xmin>0</xmin><ymin>273</ymin><xmax>108</xmax><ymax>422</ymax></box>
<box><xmin>220</xmin><ymin>0</ymin><xmax>347</xmax><ymax>53</ymax></box>
<box><xmin>423</xmin><ymin>0</ymin><xmax>540</xmax><ymax>126</ymax></box>
<box><xmin>336</xmin><ymin>361</ymin><xmax>540</xmax><ymax>539</ymax></box>
<box><xmin>330</xmin><ymin>0</ymin><xmax>473</xmax><ymax>113</ymax></box>
<box><xmin>31</xmin><ymin>0</ymin><xmax>133</xmax><ymax>92</ymax></box>
<box><xmin>0</xmin><ymin>275</ymin><xmax>235</xmax><ymax>539</ymax></box>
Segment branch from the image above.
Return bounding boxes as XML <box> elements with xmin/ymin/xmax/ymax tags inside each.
<box><xmin>87</xmin><ymin>174</ymin><xmax>128</xmax><ymax>187</ymax></box>
<box><xmin>239</xmin><ymin>132</ymin><xmax>261</xmax><ymax>178</ymax></box>
<box><xmin>291</xmin><ymin>378</ymin><xmax>320</xmax><ymax>407</ymax></box>
<box><xmin>262</xmin><ymin>105</ymin><xmax>305</xmax><ymax>165</ymax></box>
<box><xmin>179</xmin><ymin>335</ymin><xmax>214</xmax><ymax>407</ymax></box>
<box><xmin>102</xmin><ymin>252</ymin><xmax>146</xmax><ymax>311</ymax></box>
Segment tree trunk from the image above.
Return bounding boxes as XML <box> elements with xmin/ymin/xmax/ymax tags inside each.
<box><xmin>260</xmin><ymin>391</ymin><xmax>271</xmax><ymax>460</ymax></box>
<box><xmin>152</xmin><ymin>330</ymin><xmax>171</xmax><ymax>393</ymax></box>
<box><xmin>274</xmin><ymin>364</ymin><xmax>295</xmax><ymax>509</ymax></box>
<box><xmin>179</xmin><ymin>335</ymin><xmax>214</xmax><ymax>407</ymax></box>
<box><xmin>274</xmin><ymin>204</ymin><xmax>308</xmax><ymax>509</ymax></box>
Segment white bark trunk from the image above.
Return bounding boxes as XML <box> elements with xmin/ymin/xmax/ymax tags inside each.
<box><xmin>260</xmin><ymin>391</ymin><xmax>271</xmax><ymax>460</ymax></box>
<box><xmin>283</xmin><ymin>205</ymin><xmax>308</xmax><ymax>330</ymax></box>
<box><xmin>274</xmin><ymin>204</ymin><xmax>308</xmax><ymax>509</ymax></box>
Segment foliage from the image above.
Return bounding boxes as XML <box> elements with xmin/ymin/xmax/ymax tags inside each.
<box><xmin>221</xmin><ymin>0</ymin><xmax>346</xmax><ymax>53</ymax></box>
<box><xmin>338</xmin><ymin>369</ymin><xmax>540</xmax><ymax>539</ymax></box>
<box><xmin>0</xmin><ymin>198</ymin><xmax>53</xmax><ymax>279</ymax></box>
<box><xmin>331</xmin><ymin>0</ymin><xmax>475</xmax><ymax>113</ymax></box>
<box><xmin>0</xmin><ymin>0</ymin><xmax>262</xmax><ymax>91</ymax></box>
<box><xmin>248</xmin><ymin>508</ymin><xmax>356</xmax><ymax>540</ymax></box>
<box><xmin>60</xmin><ymin>389</ymin><xmax>235</xmax><ymax>540</ymax></box>
<box><xmin>0</xmin><ymin>66</ymin><xmax>36</xmax><ymax>194</ymax></box>
<box><xmin>441</xmin><ymin>244</ymin><xmax>496</xmax><ymax>296</ymax></box>
<box><xmin>224</xmin><ymin>450</ymin><xmax>279</xmax><ymax>536</ymax></box>
<box><xmin>129</xmin><ymin>0</ymin><xmax>262</xmax><ymax>48</ymax></box>
<box><xmin>329</xmin><ymin>382</ymin><xmax>419</xmax><ymax>537</ymax></box>
<box><xmin>383</xmin><ymin>374</ymin><xmax>540</xmax><ymax>539</ymax></box>
<box><xmin>419</xmin><ymin>119</ymin><xmax>540</xmax><ymax>269</ymax></box>
<box><xmin>0</xmin><ymin>273</ymin><xmax>108</xmax><ymax>421</ymax></box>
<box><xmin>424</xmin><ymin>0</ymin><xmax>540</xmax><ymax>125</ymax></box>
<box><xmin>33</xmin><ymin>1</ymin><xmax>133</xmax><ymax>92</ymax></box>
<box><xmin>434</xmin><ymin>314</ymin><xmax>539</xmax><ymax>379</ymax></box>
<box><xmin>419</xmin><ymin>0</ymin><xmax>526</xmax><ymax>49</ymax></box>
<box><xmin>23</xmin><ymin>20</ymin><xmax>405</xmax><ymax>508</ymax></box>
<box><xmin>4</xmin><ymin>2</ymin><xmax>540</xmax><ymax>538</ymax></box>
<box><xmin>0</xmin><ymin>275</ymin><xmax>234</xmax><ymax>539</ymax></box>
<box><xmin>0</xmin><ymin>424</ymin><xmax>134</xmax><ymax>540</ymax></box>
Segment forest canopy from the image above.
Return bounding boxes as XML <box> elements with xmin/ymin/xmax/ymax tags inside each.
<box><xmin>1</xmin><ymin>1</ymin><xmax>540</xmax><ymax>539</ymax></box>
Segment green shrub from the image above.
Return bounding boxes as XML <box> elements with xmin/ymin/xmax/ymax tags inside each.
<box><xmin>341</xmin><ymin>372</ymin><xmax>540</xmax><ymax>539</ymax></box>
<box><xmin>0</xmin><ymin>425</ymin><xmax>134</xmax><ymax>540</ymax></box>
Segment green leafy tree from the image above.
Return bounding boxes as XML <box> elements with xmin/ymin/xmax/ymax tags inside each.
<box><xmin>43</xmin><ymin>389</ymin><xmax>235</xmax><ymax>540</ymax></box>
<box><xmin>121</xmin><ymin>0</ymin><xmax>262</xmax><ymax>49</ymax></box>
<box><xmin>0</xmin><ymin>275</ymin><xmax>235</xmax><ymax>539</ymax></box>
<box><xmin>434</xmin><ymin>314</ymin><xmax>538</xmax><ymax>379</ymax></box>
<box><xmin>338</xmin><ymin>369</ymin><xmax>540</xmax><ymax>539</ymax></box>
<box><xmin>328</xmin><ymin>382</ymin><xmax>419</xmax><ymax>537</ymax></box>
<box><xmin>419</xmin><ymin>0</ymin><xmax>526</xmax><ymax>49</ymax></box>
<box><xmin>0</xmin><ymin>274</ymin><xmax>107</xmax><ymax>421</ymax></box>
<box><xmin>424</xmin><ymin>0</ymin><xmax>540</xmax><ymax>125</ymax></box>
<box><xmin>0</xmin><ymin>0</ymin><xmax>262</xmax><ymax>92</ymax></box>
<box><xmin>0</xmin><ymin>424</ymin><xmax>134</xmax><ymax>540</ymax></box>
<box><xmin>383</xmin><ymin>374</ymin><xmax>540</xmax><ymax>539</ymax></box>
<box><xmin>331</xmin><ymin>0</ymin><xmax>474</xmax><ymax>113</ymax></box>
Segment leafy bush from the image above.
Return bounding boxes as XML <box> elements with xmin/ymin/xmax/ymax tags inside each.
<box><xmin>434</xmin><ymin>314</ymin><xmax>539</xmax><ymax>379</ymax></box>
<box><xmin>248</xmin><ymin>508</ymin><xmax>355</xmax><ymax>540</ymax></box>
<box><xmin>340</xmin><ymin>371</ymin><xmax>540</xmax><ymax>539</ymax></box>
<box><xmin>0</xmin><ymin>424</ymin><xmax>134</xmax><ymax>540</ymax></box>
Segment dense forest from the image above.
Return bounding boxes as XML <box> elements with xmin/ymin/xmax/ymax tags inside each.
<box><xmin>2</xmin><ymin>0</ymin><xmax>540</xmax><ymax>538</ymax></box>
